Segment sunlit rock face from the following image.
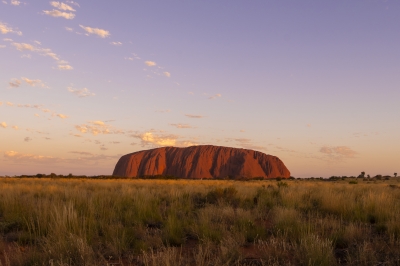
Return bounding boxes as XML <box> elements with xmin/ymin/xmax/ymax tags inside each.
<box><xmin>113</xmin><ymin>145</ymin><xmax>290</xmax><ymax>179</ymax></box>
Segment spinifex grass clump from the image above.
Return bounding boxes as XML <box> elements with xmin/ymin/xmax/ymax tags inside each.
<box><xmin>0</xmin><ymin>178</ymin><xmax>400</xmax><ymax>265</ymax></box>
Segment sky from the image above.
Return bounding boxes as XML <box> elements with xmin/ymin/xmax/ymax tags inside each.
<box><xmin>1</xmin><ymin>0</ymin><xmax>399</xmax><ymax>177</ymax></box>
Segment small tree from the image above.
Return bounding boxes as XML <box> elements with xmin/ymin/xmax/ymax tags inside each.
<box><xmin>395</xmin><ymin>173</ymin><xmax>398</xmax><ymax>177</ymax></box>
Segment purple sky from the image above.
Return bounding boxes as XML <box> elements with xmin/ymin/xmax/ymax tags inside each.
<box><xmin>1</xmin><ymin>0</ymin><xmax>399</xmax><ymax>177</ymax></box>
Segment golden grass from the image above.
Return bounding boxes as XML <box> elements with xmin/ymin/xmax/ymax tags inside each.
<box><xmin>0</xmin><ymin>177</ymin><xmax>400</xmax><ymax>265</ymax></box>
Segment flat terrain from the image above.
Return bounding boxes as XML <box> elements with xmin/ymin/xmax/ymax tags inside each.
<box><xmin>0</xmin><ymin>177</ymin><xmax>400</xmax><ymax>265</ymax></box>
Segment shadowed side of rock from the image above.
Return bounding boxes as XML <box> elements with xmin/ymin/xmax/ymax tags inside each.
<box><xmin>112</xmin><ymin>145</ymin><xmax>290</xmax><ymax>179</ymax></box>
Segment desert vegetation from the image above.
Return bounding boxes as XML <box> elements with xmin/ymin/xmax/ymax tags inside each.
<box><xmin>0</xmin><ymin>177</ymin><xmax>400</xmax><ymax>265</ymax></box>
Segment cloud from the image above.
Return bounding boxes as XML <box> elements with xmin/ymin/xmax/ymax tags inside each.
<box><xmin>5</xmin><ymin>102</ymin><xmax>60</xmax><ymax>116</ymax></box>
<box><xmin>163</xmin><ymin>72</ymin><xmax>171</xmax><ymax>77</ymax></box>
<box><xmin>79</xmin><ymin>25</ymin><xmax>110</xmax><ymax>38</ymax></box>
<box><xmin>155</xmin><ymin>109</ymin><xmax>171</xmax><ymax>113</ymax></box>
<box><xmin>234</xmin><ymin>138</ymin><xmax>266</xmax><ymax>151</ymax></box>
<box><xmin>110</xmin><ymin>41</ymin><xmax>122</xmax><ymax>46</ymax></box>
<box><xmin>12</xmin><ymin>126</ymin><xmax>18</xmax><ymax>130</ymax></box>
<box><xmin>10</xmin><ymin>0</ymin><xmax>20</xmax><ymax>5</ymax></box>
<box><xmin>24</xmin><ymin>137</ymin><xmax>32</xmax><ymax>142</ymax></box>
<box><xmin>43</xmin><ymin>9</ymin><xmax>75</xmax><ymax>19</ymax></box>
<box><xmin>66</xmin><ymin>0</ymin><xmax>79</xmax><ymax>7</ymax></box>
<box><xmin>0</xmin><ymin>122</ymin><xmax>7</xmax><ymax>128</ymax></box>
<box><xmin>57</xmin><ymin>114</ymin><xmax>68</xmax><ymax>119</ymax></box>
<box><xmin>75</xmin><ymin>121</ymin><xmax>124</xmax><ymax>136</ymax></box>
<box><xmin>124</xmin><ymin>53</ymin><xmax>141</xmax><ymax>61</ymax></box>
<box><xmin>11</xmin><ymin>42</ymin><xmax>71</xmax><ymax>69</ymax></box>
<box><xmin>67</xmin><ymin>87</ymin><xmax>95</xmax><ymax>97</ymax></box>
<box><xmin>69</xmin><ymin>151</ymin><xmax>93</xmax><ymax>156</ymax></box>
<box><xmin>50</xmin><ymin>1</ymin><xmax>76</xmax><ymax>11</ymax></box>
<box><xmin>21</xmin><ymin>77</ymin><xmax>48</xmax><ymax>88</ymax></box>
<box><xmin>4</xmin><ymin>150</ymin><xmax>61</xmax><ymax>164</ymax></box>
<box><xmin>21</xmin><ymin>54</ymin><xmax>31</xmax><ymax>59</ymax></box>
<box><xmin>169</xmin><ymin>123</ymin><xmax>193</xmax><ymax>129</ymax></box>
<box><xmin>65</xmin><ymin>27</ymin><xmax>73</xmax><ymax>32</ymax></box>
<box><xmin>0</xmin><ymin>45</ymin><xmax>5</xmax><ymax>48</ymax></box>
<box><xmin>145</xmin><ymin>61</ymin><xmax>156</xmax><ymax>67</ymax></box>
<box><xmin>58</xmin><ymin>64</ymin><xmax>73</xmax><ymax>70</ymax></box>
<box><xmin>9</xmin><ymin>79</ymin><xmax>21</xmax><ymax>88</ymax></box>
<box><xmin>0</xmin><ymin>22</ymin><xmax>22</xmax><ymax>35</ymax></box>
<box><xmin>12</xmin><ymin>42</ymin><xmax>34</xmax><ymax>51</ymax></box>
<box><xmin>91</xmin><ymin>120</ymin><xmax>104</xmax><ymax>126</ymax></box>
<box><xmin>131</xmin><ymin>131</ymin><xmax>197</xmax><ymax>147</ymax></box>
<box><xmin>185</xmin><ymin>114</ymin><xmax>204</xmax><ymax>119</ymax></box>
<box><xmin>320</xmin><ymin>146</ymin><xmax>357</xmax><ymax>158</ymax></box>
<box><xmin>132</xmin><ymin>132</ymin><xmax>178</xmax><ymax>147</ymax></box>
<box><xmin>208</xmin><ymin>94</ymin><xmax>222</xmax><ymax>100</ymax></box>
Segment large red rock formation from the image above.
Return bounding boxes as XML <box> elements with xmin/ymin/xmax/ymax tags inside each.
<box><xmin>113</xmin><ymin>145</ymin><xmax>290</xmax><ymax>179</ymax></box>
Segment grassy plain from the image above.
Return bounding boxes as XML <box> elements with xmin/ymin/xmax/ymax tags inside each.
<box><xmin>0</xmin><ymin>177</ymin><xmax>400</xmax><ymax>265</ymax></box>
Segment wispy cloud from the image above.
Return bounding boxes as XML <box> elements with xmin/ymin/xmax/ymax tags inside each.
<box><xmin>75</xmin><ymin>121</ymin><xmax>124</xmax><ymax>135</ymax></box>
<box><xmin>124</xmin><ymin>53</ymin><xmax>141</xmax><ymax>61</ymax></box>
<box><xmin>69</xmin><ymin>151</ymin><xmax>93</xmax><ymax>156</ymax></box>
<box><xmin>145</xmin><ymin>61</ymin><xmax>156</xmax><ymax>67</ymax></box>
<box><xmin>4</xmin><ymin>150</ymin><xmax>61</xmax><ymax>164</ymax></box>
<box><xmin>9</xmin><ymin>78</ymin><xmax>48</xmax><ymax>88</ymax></box>
<box><xmin>24</xmin><ymin>137</ymin><xmax>32</xmax><ymax>142</ymax></box>
<box><xmin>57</xmin><ymin>114</ymin><xmax>68</xmax><ymax>119</ymax></box>
<box><xmin>65</xmin><ymin>27</ymin><xmax>73</xmax><ymax>32</ymax></box>
<box><xmin>9</xmin><ymin>79</ymin><xmax>21</xmax><ymax>88</ymax></box>
<box><xmin>12</xmin><ymin>42</ymin><xmax>34</xmax><ymax>51</ymax></box>
<box><xmin>132</xmin><ymin>132</ymin><xmax>178</xmax><ymax>147</ymax></box>
<box><xmin>50</xmin><ymin>1</ymin><xmax>75</xmax><ymax>11</ymax></box>
<box><xmin>234</xmin><ymin>138</ymin><xmax>266</xmax><ymax>151</ymax></box>
<box><xmin>4</xmin><ymin>101</ymin><xmax>64</xmax><ymax>117</ymax></box>
<box><xmin>208</xmin><ymin>93</ymin><xmax>222</xmax><ymax>100</ymax></box>
<box><xmin>185</xmin><ymin>114</ymin><xmax>204</xmax><ymax>119</ymax></box>
<box><xmin>131</xmin><ymin>131</ymin><xmax>197</xmax><ymax>147</ymax></box>
<box><xmin>0</xmin><ymin>45</ymin><xmax>6</xmax><ymax>48</ymax></box>
<box><xmin>11</xmin><ymin>42</ymin><xmax>72</xmax><ymax>69</ymax></box>
<box><xmin>110</xmin><ymin>41</ymin><xmax>122</xmax><ymax>46</ymax></box>
<box><xmin>21</xmin><ymin>77</ymin><xmax>48</xmax><ymax>88</ymax></box>
<box><xmin>67</xmin><ymin>87</ymin><xmax>95</xmax><ymax>97</ymax></box>
<box><xmin>320</xmin><ymin>146</ymin><xmax>357</xmax><ymax>159</ymax></box>
<box><xmin>163</xmin><ymin>72</ymin><xmax>171</xmax><ymax>77</ymax></box>
<box><xmin>79</xmin><ymin>25</ymin><xmax>110</xmax><ymax>38</ymax></box>
<box><xmin>169</xmin><ymin>123</ymin><xmax>193</xmax><ymax>129</ymax></box>
<box><xmin>0</xmin><ymin>21</ymin><xmax>22</xmax><ymax>35</ymax></box>
<box><xmin>43</xmin><ymin>9</ymin><xmax>75</xmax><ymax>19</ymax></box>
<box><xmin>0</xmin><ymin>122</ymin><xmax>7</xmax><ymax>128</ymax></box>
<box><xmin>10</xmin><ymin>0</ymin><xmax>20</xmax><ymax>5</ymax></box>
<box><xmin>57</xmin><ymin>64</ymin><xmax>73</xmax><ymax>70</ymax></box>
<box><xmin>12</xmin><ymin>125</ymin><xmax>18</xmax><ymax>130</ymax></box>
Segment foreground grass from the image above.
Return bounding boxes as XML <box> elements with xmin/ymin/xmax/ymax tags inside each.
<box><xmin>0</xmin><ymin>178</ymin><xmax>400</xmax><ymax>265</ymax></box>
